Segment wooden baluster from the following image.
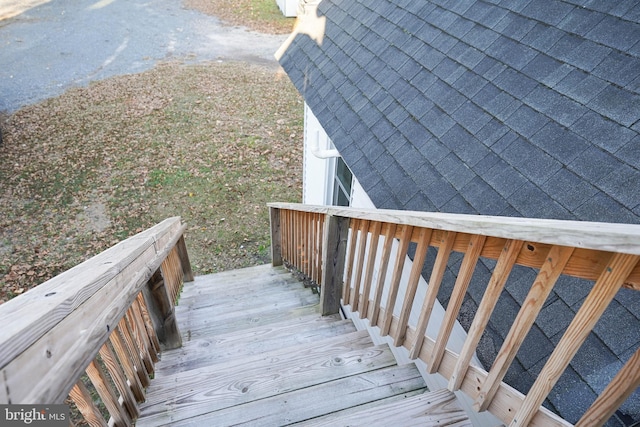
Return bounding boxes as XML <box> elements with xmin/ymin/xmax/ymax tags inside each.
<box><xmin>343</xmin><ymin>219</ymin><xmax>360</xmax><ymax>305</ymax></box>
<box><xmin>316</xmin><ymin>214</ymin><xmax>324</xmax><ymax>285</ymax></box>
<box><xmin>393</xmin><ymin>227</ymin><xmax>433</xmax><ymax>347</ymax></box>
<box><xmin>448</xmin><ymin>239</ymin><xmax>525</xmax><ymax>391</ymax></box>
<box><xmin>136</xmin><ymin>293</ymin><xmax>161</xmax><ymax>360</ymax></box>
<box><xmin>303</xmin><ymin>212</ymin><xmax>310</xmax><ymax>276</ymax></box>
<box><xmin>371</xmin><ymin>223</ymin><xmax>397</xmax><ymax>327</ymax></box>
<box><xmin>108</xmin><ymin>327</ymin><xmax>145</xmax><ymax>403</ymax></box>
<box><xmin>126</xmin><ymin>307</ymin><xmax>154</xmax><ymax>375</ymax></box>
<box><xmin>360</xmin><ymin>221</ymin><xmax>382</xmax><ymax>317</ymax></box>
<box><xmin>320</xmin><ymin>214</ymin><xmax>350</xmax><ymax>315</ymax></box>
<box><xmin>98</xmin><ymin>342</ymin><xmax>140</xmax><ymax>420</ymax></box>
<box><xmin>118</xmin><ymin>318</ymin><xmax>151</xmax><ymax>388</ymax></box>
<box><xmin>350</xmin><ymin>220</ymin><xmax>370</xmax><ymax>312</ymax></box>
<box><xmin>510</xmin><ymin>253</ymin><xmax>639</xmax><ymax>427</ymax></box>
<box><xmin>69</xmin><ymin>380</ymin><xmax>108</xmax><ymax>427</ymax></box>
<box><xmin>269</xmin><ymin>207</ymin><xmax>283</xmax><ymax>267</ymax></box>
<box><xmin>475</xmin><ymin>245</ymin><xmax>575</xmax><ymax>412</ymax></box>
<box><xmin>576</xmin><ymin>347</ymin><xmax>640</xmax><ymax>427</ymax></box>
<box><xmin>428</xmin><ymin>234</ymin><xmax>486</xmax><ymax>373</ymax></box>
<box><xmin>310</xmin><ymin>213</ymin><xmax>316</xmax><ymax>282</ymax></box>
<box><xmin>85</xmin><ymin>359</ymin><xmax>130</xmax><ymax>427</ymax></box>
<box><xmin>409</xmin><ymin>231</ymin><xmax>456</xmax><ymax>359</ymax></box>
<box><xmin>380</xmin><ymin>225</ymin><xmax>413</xmax><ymax>337</ymax></box>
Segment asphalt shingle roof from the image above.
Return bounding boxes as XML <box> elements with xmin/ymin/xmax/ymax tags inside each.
<box><xmin>279</xmin><ymin>1</ymin><xmax>640</xmax><ymax>425</ymax></box>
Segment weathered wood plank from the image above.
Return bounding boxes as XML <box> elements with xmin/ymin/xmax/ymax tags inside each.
<box><xmin>108</xmin><ymin>325</ymin><xmax>145</xmax><ymax>403</ymax></box>
<box><xmin>320</xmin><ymin>214</ymin><xmax>350</xmax><ymax>315</ymax></box>
<box><xmin>178</xmin><ymin>275</ymin><xmax>301</xmax><ymax>302</ymax></box>
<box><xmin>288</xmin><ymin>389</ymin><xmax>428</xmax><ymax>426</ymax></box>
<box><xmin>343</xmin><ymin>218</ymin><xmax>360</xmax><ymax>304</ymax></box>
<box><xmin>371</xmin><ymin>223</ymin><xmax>396</xmax><ymax>327</ymax></box>
<box><xmin>302</xmin><ymin>388</ymin><xmax>471</xmax><ymax>427</ymax></box>
<box><xmin>181</xmin><ymin>304</ymin><xmax>322</xmax><ymax>338</ymax></box>
<box><xmin>168</xmin><ymin>365</ymin><xmax>426</xmax><ymax>427</ymax></box>
<box><xmin>269</xmin><ymin>207</ymin><xmax>283</xmax><ymax>267</ymax></box>
<box><xmin>156</xmin><ymin>317</ymin><xmax>356</xmax><ymax>376</ymax></box>
<box><xmin>138</xmin><ymin>334</ymin><xmax>391</xmax><ymax>425</ymax></box>
<box><xmin>350</xmin><ymin>219</ymin><xmax>370</xmax><ymax>311</ymax></box>
<box><xmin>360</xmin><ymin>220</ymin><xmax>382</xmax><ymax>316</ymax></box>
<box><xmin>0</xmin><ymin>217</ymin><xmax>183</xmax><ymax>372</ymax></box>
<box><xmin>176</xmin><ymin>285</ymin><xmax>316</xmax><ymax>315</ymax></box>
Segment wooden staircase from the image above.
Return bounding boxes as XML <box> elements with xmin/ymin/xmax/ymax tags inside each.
<box><xmin>136</xmin><ymin>264</ymin><xmax>471</xmax><ymax>426</ymax></box>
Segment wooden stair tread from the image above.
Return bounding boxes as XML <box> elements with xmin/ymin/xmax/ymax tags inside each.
<box><xmin>135</xmin><ymin>265</ymin><xmax>465</xmax><ymax>427</ymax></box>
<box><xmin>176</xmin><ymin>284</ymin><xmax>318</xmax><ymax>313</ymax></box>
<box><xmin>168</xmin><ymin>364</ymin><xmax>427</xmax><ymax>426</ymax></box>
<box><xmin>137</xmin><ymin>332</ymin><xmax>392</xmax><ymax>425</ymax></box>
<box><xmin>157</xmin><ymin>315</ymin><xmax>354</xmax><ymax>376</ymax></box>
<box><xmin>302</xmin><ymin>388</ymin><xmax>472</xmax><ymax>427</ymax></box>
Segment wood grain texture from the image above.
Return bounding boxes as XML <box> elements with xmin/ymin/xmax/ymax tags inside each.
<box><xmin>393</xmin><ymin>227</ymin><xmax>432</xmax><ymax>347</ymax></box>
<box><xmin>448</xmin><ymin>239</ymin><xmax>525</xmax><ymax>391</ymax></box>
<box><xmin>475</xmin><ymin>245</ymin><xmax>575</xmax><ymax>412</ymax></box>
<box><xmin>380</xmin><ymin>224</ymin><xmax>413</xmax><ymax>336</ymax></box>
<box><xmin>0</xmin><ymin>217</ymin><xmax>182</xmax><ymax>370</ymax></box>
<box><xmin>69</xmin><ymin>381</ymin><xmax>108</xmax><ymax>427</ymax></box>
<box><xmin>138</xmin><ymin>334</ymin><xmax>391</xmax><ymax>425</ymax></box>
<box><xmin>169</xmin><ymin>365</ymin><xmax>426</xmax><ymax>427</ymax></box>
<box><xmin>428</xmin><ymin>234</ymin><xmax>486</xmax><ymax>374</ymax></box>
<box><xmin>98</xmin><ymin>342</ymin><xmax>139</xmax><ymax>420</ymax></box>
<box><xmin>302</xmin><ymin>388</ymin><xmax>471</xmax><ymax>427</ymax></box>
<box><xmin>360</xmin><ymin>220</ymin><xmax>382</xmax><ymax>316</ymax></box>
<box><xmin>85</xmin><ymin>359</ymin><xmax>130</xmax><ymax>427</ymax></box>
<box><xmin>409</xmin><ymin>230</ymin><xmax>456</xmax><ymax>360</ymax></box>
<box><xmin>266</xmin><ymin>203</ymin><xmax>640</xmax><ymax>256</ymax></box>
<box><xmin>268</xmin><ymin>204</ymin><xmax>640</xmax><ymax>289</ymax></box>
<box><xmin>320</xmin><ymin>214</ymin><xmax>350</xmax><ymax>315</ymax></box>
<box><xmin>370</xmin><ymin>223</ymin><xmax>396</xmax><ymax>327</ymax></box>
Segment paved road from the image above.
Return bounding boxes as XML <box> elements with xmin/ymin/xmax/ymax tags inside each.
<box><xmin>0</xmin><ymin>0</ymin><xmax>288</xmax><ymax>113</ymax></box>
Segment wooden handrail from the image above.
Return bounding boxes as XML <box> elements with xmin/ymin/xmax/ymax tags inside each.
<box><xmin>268</xmin><ymin>203</ymin><xmax>640</xmax><ymax>427</ymax></box>
<box><xmin>0</xmin><ymin>217</ymin><xmax>192</xmax><ymax>426</ymax></box>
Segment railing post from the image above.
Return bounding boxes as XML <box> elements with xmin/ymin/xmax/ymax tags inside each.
<box><xmin>176</xmin><ymin>234</ymin><xmax>194</xmax><ymax>282</ymax></box>
<box><xmin>270</xmin><ymin>207</ymin><xmax>283</xmax><ymax>267</ymax></box>
<box><xmin>141</xmin><ymin>270</ymin><xmax>182</xmax><ymax>350</ymax></box>
<box><xmin>320</xmin><ymin>214</ymin><xmax>350</xmax><ymax>316</ymax></box>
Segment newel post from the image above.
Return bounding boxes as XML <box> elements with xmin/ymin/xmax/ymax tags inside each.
<box><xmin>141</xmin><ymin>270</ymin><xmax>182</xmax><ymax>350</ymax></box>
<box><xmin>320</xmin><ymin>214</ymin><xmax>350</xmax><ymax>316</ymax></box>
<box><xmin>270</xmin><ymin>207</ymin><xmax>283</xmax><ymax>267</ymax></box>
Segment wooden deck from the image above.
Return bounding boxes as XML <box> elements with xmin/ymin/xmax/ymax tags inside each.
<box><xmin>136</xmin><ymin>264</ymin><xmax>471</xmax><ymax>426</ymax></box>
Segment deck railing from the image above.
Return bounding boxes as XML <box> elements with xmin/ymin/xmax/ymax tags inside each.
<box><xmin>0</xmin><ymin>217</ymin><xmax>193</xmax><ymax>426</ymax></box>
<box><xmin>268</xmin><ymin>202</ymin><xmax>640</xmax><ymax>427</ymax></box>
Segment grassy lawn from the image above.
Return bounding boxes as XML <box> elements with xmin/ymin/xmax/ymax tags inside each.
<box><xmin>0</xmin><ymin>1</ymin><xmax>303</xmax><ymax>302</ymax></box>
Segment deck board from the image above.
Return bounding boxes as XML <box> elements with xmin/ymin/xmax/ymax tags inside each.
<box><xmin>136</xmin><ymin>265</ymin><xmax>470</xmax><ymax>427</ymax></box>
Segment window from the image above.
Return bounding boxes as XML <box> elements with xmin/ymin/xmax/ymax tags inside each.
<box><xmin>332</xmin><ymin>157</ymin><xmax>353</xmax><ymax>206</ymax></box>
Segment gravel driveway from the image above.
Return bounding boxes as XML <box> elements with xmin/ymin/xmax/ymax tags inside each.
<box><xmin>0</xmin><ymin>0</ymin><xmax>288</xmax><ymax>112</ymax></box>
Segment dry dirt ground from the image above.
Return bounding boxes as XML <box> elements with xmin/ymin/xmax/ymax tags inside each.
<box><xmin>0</xmin><ymin>1</ymin><xmax>303</xmax><ymax>302</ymax></box>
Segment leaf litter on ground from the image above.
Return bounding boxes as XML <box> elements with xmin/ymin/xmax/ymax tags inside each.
<box><xmin>0</xmin><ymin>60</ymin><xmax>304</xmax><ymax>303</ymax></box>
